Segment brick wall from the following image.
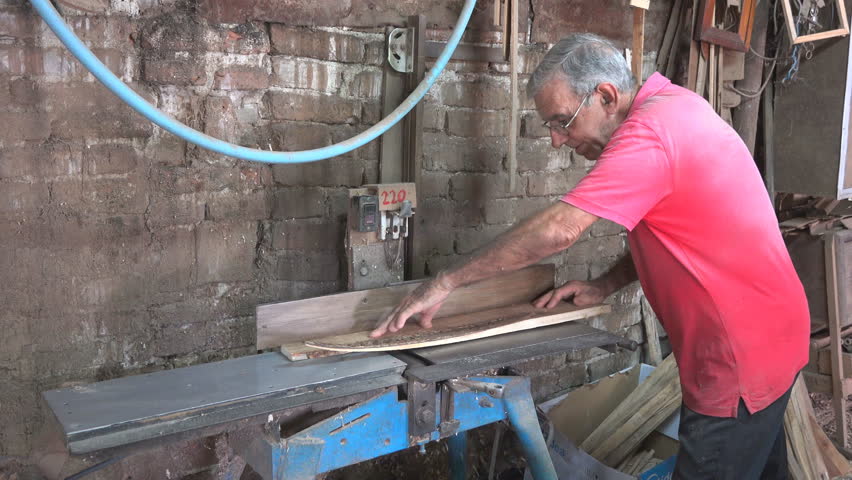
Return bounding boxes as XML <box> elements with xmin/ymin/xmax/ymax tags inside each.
<box><xmin>0</xmin><ymin>0</ymin><xmax>669</xmax><ymax>475</ymax></box>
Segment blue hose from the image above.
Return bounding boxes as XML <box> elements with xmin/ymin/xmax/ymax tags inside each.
<box><xmin>28</xmin><ymin>0</ymin><xmax>477</xmax><ymax>164</ymax></box>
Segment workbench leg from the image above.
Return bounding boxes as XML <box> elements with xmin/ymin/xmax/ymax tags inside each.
<box><xmin>503</xmin><ymin>378</ymin><xmax>557</xmax><ymax>480</ymax></box>
<box><xmin>448</xmin><ymin>432</ymin><xmax>467</xmax><ymax>480</ymax></box>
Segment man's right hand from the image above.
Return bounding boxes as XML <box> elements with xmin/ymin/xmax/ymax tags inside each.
<box><xmin>533</xmin><ymin>280</ymin><xmax>608</xmax><ymax>309</ymax></box>
<box><xmin>370</xmin><ymin>276</ymin><xmax>454</xmax><ymax>338</ymax></box>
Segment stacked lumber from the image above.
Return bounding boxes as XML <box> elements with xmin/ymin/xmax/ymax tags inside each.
<box><xmin>785</xmin><ymin>376</ymin><xmax>851</xmax><ymax>480</ymax></box>
<box><xmin>580</xmin><ymin>354</ymin><xmax>681</xmax><ymax>468</ymax></box>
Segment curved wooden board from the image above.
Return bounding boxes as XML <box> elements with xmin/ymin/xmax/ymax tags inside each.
<box><xmin>304</xmin><ymin>302</ymin><xmax>611</xmax><ymax>352</ymax></box>
<box><xmin>256</xmin><ymin>264</ymin><xmax>556</xmax><ymax>350</ymax></box>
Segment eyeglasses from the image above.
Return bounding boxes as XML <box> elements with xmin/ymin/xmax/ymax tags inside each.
<box><xmin>542</xmin><ymin>92</ymin><xmax>592</xmax><ymax>134</ymax></box>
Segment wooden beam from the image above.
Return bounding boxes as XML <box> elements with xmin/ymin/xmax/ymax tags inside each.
<box><xmin>826</xmin><ymin>233</ymin><xmax>850</xmax><ymax>448</ymax></box>
<box><xmin>304</xmin><ymin>302</ymin><xmax>611</xmax><ymax>352</ymax></box>
<box><xmin>256</xmin><ymin>264</ymin><xmax>556</xmax><ymax>350</ymax></box>
<box><xmin>632</xmin><ymin>7</ymin><xmax>646</xmax><ymax>83</ymax></box>
<box><xmin>784</xmin><ymin>376</ymin><xmax>829</xmax><ymax>478</ymax></box>
<box><xmin>508</xmin><ymin>0</ymin><xmax>519</xmax><ymax>190</ymax></box>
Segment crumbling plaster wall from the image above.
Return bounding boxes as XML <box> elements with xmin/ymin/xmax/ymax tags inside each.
<box><xmin>0</xmin><ymin>0</ymin><xmax>670</xmax><ymax>474</ymax></box>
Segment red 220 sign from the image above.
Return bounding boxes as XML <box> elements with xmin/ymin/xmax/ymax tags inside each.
<box><xmin>380</xmin><ymin>188</ymin><xmax>407</xmax><ymax>206</ymax></box>
<box><xmin>374</xmin><ymin>183</ymin><xmax>416</xmax><ymax>211</ymax></box>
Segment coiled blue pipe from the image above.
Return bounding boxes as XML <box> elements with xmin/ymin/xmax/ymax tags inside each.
<box><xmin>28</xmin><ymin>0</ymin><xmax>477</xmax><ymax>164</ymax></box>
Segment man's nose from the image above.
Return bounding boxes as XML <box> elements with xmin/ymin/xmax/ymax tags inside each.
<box><xmin>550</xmin><ymin>129</ymin><xmax>570</xmax><ymax>149</ymax></box>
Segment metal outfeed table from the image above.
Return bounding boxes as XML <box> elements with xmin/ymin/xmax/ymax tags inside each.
<box><xmin>44</xmin><ymin>322</ymin><xmax>634</xmax><ymax>480</ymax></box>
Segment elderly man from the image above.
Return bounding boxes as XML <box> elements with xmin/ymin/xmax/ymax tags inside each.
<box><xmin>371</xmin><ymin>33</ymin><xmax>809</xmax><ymax>479</ymax></box>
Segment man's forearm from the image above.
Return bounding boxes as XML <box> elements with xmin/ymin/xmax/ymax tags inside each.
<box><xmin>594</xmin><ymin>252</ymin><xmax>638</xmax><ymax>296</ymax></box>
<box><xmin>438</xmin><ymin>203</ymin><xmax>596</xmax><ymax>290</ymax></box>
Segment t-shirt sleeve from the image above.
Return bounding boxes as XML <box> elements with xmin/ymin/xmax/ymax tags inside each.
<box><xmin>562</xmin><ymin>120</ymin><xmax>672</xmax><ymax>231</ymax></box>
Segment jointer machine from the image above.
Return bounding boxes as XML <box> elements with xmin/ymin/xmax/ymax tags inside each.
<box><xmin>43</xmin><ymin>184</ymin><xmax>637</xmax><ymax>479</ymax></box>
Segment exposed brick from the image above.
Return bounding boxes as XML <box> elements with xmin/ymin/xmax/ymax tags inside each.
<box><xmin>270</xmin><ymin>56</ymin><xmax>344</xmax><ymax>93</ymax></box>
<box><xmin>45</xmin><ymin>83</ymin><xmax>154</xmax><ymax>139</ymax></box>
<box><xmin>421</xmin><ymin>171</ymin><xmax>451</xmax><ymax>198</ymax></box>
<box><xmin>360</xmin><ymin>101</ymin><xmax>381</xmax><ymax>125</ymax></box>
<box><xmin>348</xmin><ymin>69</ymin><xmax>382</xmax><ymax>99</ymax></box>
<box><xmin>587</xmin><ymin>348</ymin><xmax>641</xmax><ymax>383</ymax></box>
<box><xmin>83</xmin><ymin>144</ymin><xmax>140</xmax><ymax>175</ymax></box>
<box><xmin>450</xmin><ymin>172</ymin><xmax>524</xmax><ymax>201</ymax></box>
<box><xmin>423</xmin><ymin>133</ymin><xmax>506</xmax><ymax>173</ymax></box>
<box><xmin>146</xmin><ymin>135</ymin><xmax>187</xmax><ymax>166</ymax></box>
<box><xmin>440</xmin><ymin>78</ymin><xmax>510</xmax><ymax>109</ymax></box>
<box><xmin>521</xmin><ymin>112</ymin><xmax>550</xmax><ymax>138</ymax></box>
<box><xmin>447</xmin><ymin>110</ymin><xmax>508</xmax><ymax>138</ymax></box>
<box><xmin>565</xmin><ymin>236</ymin><xmax>626</xmax><ymax>263</ymax></box>
<box><xmin>423</xmin><ymin>103</ymin><xmax>446</xmax><ymax>131</ymax></box>
<box><xmin>528</xmin><ymin>361</ymin><xmax>588</xmax><ymax>400</ymax></box>
<box><xmin>272</xmin><ymin>156</ymin><xmax>365</xmax><ymax>187</ymax></box>
<box><xmin>9</xmin><ymin>77</ymin><xmax>40</xmax><ymax>106</ymax></box>
<box><xmin>0</xmin><ymin>112</ymin><xmax>49</xmax><ymax>142</ymax></box>
<box><xmin>0</xmin><ymin>181</ymin><xmax>48</xmax><ymax>213</ymax></box>
<box><xmin>270</xmin><ymin>25</ymin><xmax>366</xmax><ymax>63</ymax></box>
<box><xmin>0</xmin><ymin>142</ymin><xmax>79</xmax><ymax>178</ymax></box>
<box><xmin>0</xmin><ymin>46</ymin><xmax>44</xmax><ymax>75</ymax></box>
<box><xmin>206</xmin><ymin>190</ymin><xmax>270</xmax><ymax>221</ymax></box>
<box><xmin>196</xmin><ymin>221</ymin><xmax>258</xmax><ymax>283</ymax></box>
<box><xmin>83</xmin><ymin>174</ymin><xmax>149</xmax><ymax>214</ymax></box>
<box><xmin>271</xmin><ymin>219</ymin><xmax>340</xmax><ymax>251</ymax></box>
<box><xmin>455</xmin><ymin>224</ymin><xmax>510</xmax><ymax>254</ymax></box>
<box><xmin>215</xmin><ymin>23</ymin><xmax>271</xmax><ymax>55</ymax></box>
<box><xmin>527</xmin><ymin>169</ymin><xmax>587</xmax><ymax>196</ymax></box>
<box><xmin>200</xmin><ymin>0</ymin><xmax>352</xmax><ymax>24</ymax></box>
<box><xmin>147</xmin><ymin>226</ymin><xmax>195</xmax><ymax>292</ymax></box>
<box><xmin>483</xmin><ymin>197</ymin><xmax>550</xmax><ymax>224</ymax></box>
<box><xmin>147</xmin><ymin>194</ymin><xmax>205</xmax><ymax>227</ymax></box>
<box><xmin>590</xmin><ymin>219</ymin><xmax>625</xmax><ymax>237</ymax></box>
<box><xmin>0</xmin><ymin>7</ymin><xmax>37</xmax><ymax>39</ymax></box>
<box><xmin>271</xmin><ymin>187</ymin><xmax>326</xmax><ymax>218</ymax></box>
<box><xmin>590</xmin><ymin>255</ymin><xmax>623</xmax><ymax>279</ymax></box>
<box><xmin>416</xmin><ymin>197</ymin><xmax>481</xmax><ymax>227</ymax></box>
<box><xmin>213</xmin><ymin>65</ymin><xmax>270</xmax><ymax>90</ymax></box>
<box><xmin>276</xmin><ymin>251</ymin><xmax>339</xmax><ymax>281</ymax></box>
<box><xmin>414</xmin><ymin>225</ymin><xmax>455</xmax><ymax>256</ymax></box>
<box><xmin>517</xmin><ymin>138</ymin><xmax>572</xmax><ymax>172</ymax></box>
<box><xmin>143</xmin><ymin>54</ymin><xmax>207</xmax><ymax>86</ymax></box>
<box><xmin>204</xmin><ymin>96</ymin><xmax>241</xmax><ymax>143</ymax></box>
<box><xmin>556</xmin><ymin>263</ymin><xmax>591</xmax><ymax>283</ymax></box>
<box><xmin>265</xmin><ymin>91</ymin><xmax>359</xmax><ymax>124</ymax></box>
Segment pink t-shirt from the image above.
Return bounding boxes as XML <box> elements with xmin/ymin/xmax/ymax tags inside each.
<box><xmin>563</xmin><ymin>72</ymin><xmax>809</xmax><ymax>418</ymax></box>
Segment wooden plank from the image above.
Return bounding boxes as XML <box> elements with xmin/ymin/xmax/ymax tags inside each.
<box><xmin>826</xmin><ymin>233</ymin><xmax>850</xmax><ymax>448</ymax></box>
<box><xmin>784</xmin><ymin>376</ymin><xmax>829</xmax><ymax>479</ymax></box>
<box><xmin>581</xmin><ymin>354</ymin><xmax>681</xmax><ymax>468</ymax></box>
<box><xmin>808</xmin><ymin>410</ymin><xmax>852</xmax><ymax>478</ymax></box>
<box><xmin>508</xmin><ymin>0</ymin><xmax>519</xmax><ymax>190</ymax></box>
<box><xmin>656</xmin><ymin>0</ymin><xmax>683</xmax><ymax>73</ymax></box>
<box><xmin>304</xmin><ymin>302</ymin><xmax>611</xmax><ymax>352</ymax></box>
<box><xmin>642</xmin><ymin>307</ymin><xmax>662</xmax><ymax>366</ymax></box>
<box><xmin>632</xmin><ymin>8</ymin><xmax>646</xmax><ymax>83</ymax></box>
<box><xmin>257</xmin><ymin>264</ymin><xmax>555</xmax><ymax>350</ymax></box>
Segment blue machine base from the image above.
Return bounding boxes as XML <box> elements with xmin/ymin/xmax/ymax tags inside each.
<box><xmin>235</xmin><ymin>376</ymin><xmax>557</xmax><ymax>480</ymax></box>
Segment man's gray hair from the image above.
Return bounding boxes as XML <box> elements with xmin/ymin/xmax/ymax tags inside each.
<box><xmin>526</xmin><ymin>33</ymin><xmax>636</xmax><ymax>99</ymax></box>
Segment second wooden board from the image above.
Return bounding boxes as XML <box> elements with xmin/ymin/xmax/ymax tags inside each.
<box><xmin>304</xmin><ymin>302</ymin><xmax>611</xmax><ymax>352</ymax></box>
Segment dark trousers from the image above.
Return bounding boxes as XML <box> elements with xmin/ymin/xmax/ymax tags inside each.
<box><xmin>673</xmin><ymin>381</ymin><xmax>794</xmax><ymax>480</ymax></box>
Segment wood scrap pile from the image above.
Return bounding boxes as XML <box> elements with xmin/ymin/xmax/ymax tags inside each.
<box><xmin>777</xmin><ymin>193</ymin><xmax>852</xmax><ymax>235</ymax></box>
<box><xmin>785</xmin><ymin>376</ymin><xmax>851</xmax><ymax>480</ymax></box>
<box><xmin>580</xmin><ymin>353</ymin><xmax>681</xmax><ymax>474</ymax></box>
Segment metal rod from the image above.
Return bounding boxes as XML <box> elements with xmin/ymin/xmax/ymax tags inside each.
<box><xmin>448</xmin><ymin>432</ymin><xmax>468</xmax><ymax>480</ymax></box>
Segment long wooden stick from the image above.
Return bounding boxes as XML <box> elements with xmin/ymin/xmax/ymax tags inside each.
<box><xmin>508</xmin><ymin>0</ymin><xmax>519</xmax><ymax>190</ymax></box>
